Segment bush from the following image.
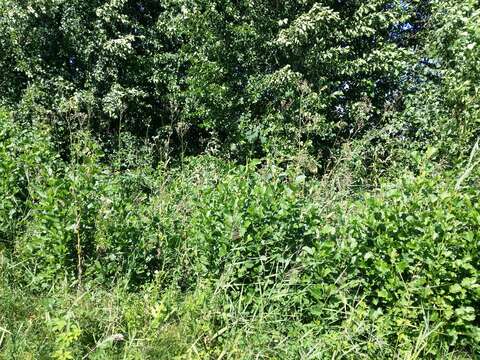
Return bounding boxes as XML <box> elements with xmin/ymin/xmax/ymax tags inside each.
<box><xmin>0</xmin><ymin>108</ymin><xmax>59</xmax><ymax>247</ymax></box>
<box><xmin>305</xmin><ymin>167</ymin><xmax>480</xmax><ymax>355</ymax></box>
<box><xmin>2</xmin><ymin>108</ymin><xmax>479</xmax><ymax>356</ymax></box>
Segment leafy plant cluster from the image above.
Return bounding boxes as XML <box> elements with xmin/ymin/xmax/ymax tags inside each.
<box><xmin>1</xmin><ymin>108</ymin><xmax>480</xmax><ymax>358</ymax></box>
<box><xmin>0</xmin><ymin>0</ymin><xmax>430</xmax><ymax>161</ymax></box>
<box><xmin>1</xmin><ymin>0</ymin><xmax>480</xmax><ymax>358</ymax></box>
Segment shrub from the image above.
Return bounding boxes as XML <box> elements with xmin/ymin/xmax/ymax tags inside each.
<box><xmin>0</xmin><ymin>109</ymin><xmax>58</xmax><ymax>248</ymax></box>
<box><xmin>305</xmin><ymin>167</ymin><xmax>480</xmax><ymax>355</ymax></box>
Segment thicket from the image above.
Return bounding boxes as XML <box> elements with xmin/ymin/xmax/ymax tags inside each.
<box><xmin>1</xmin><ymin>0</ymin><xmax>480</xmax><ymax>359</ymax></box>
<box><xmin>0</xmin><ymin>0</ymin><xmax>432</xmax><ymax>161</ymax></box>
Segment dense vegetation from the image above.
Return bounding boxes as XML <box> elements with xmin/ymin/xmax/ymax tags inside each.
<box><xmin>0</xmin><ymin>0</ymin><xmax>479</xmax><ymax>358</ymax></box>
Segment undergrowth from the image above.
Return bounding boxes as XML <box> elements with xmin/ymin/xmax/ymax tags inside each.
<box><xmin>1</xmin><ymin>110</ymin><xmax>479</xmax><ymax>359</ymax></box>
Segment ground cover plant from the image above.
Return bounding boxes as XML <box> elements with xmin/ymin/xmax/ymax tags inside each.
<box><xmin>1</xmin><ymin>0</ymin><xmax>480</xmax><ymax>358</ymax></box>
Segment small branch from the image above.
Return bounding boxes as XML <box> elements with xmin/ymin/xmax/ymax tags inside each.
<box><xmin>455</xmin><ymin>137</ymin><xmax>480</xmax><ymax>190</ymax></box>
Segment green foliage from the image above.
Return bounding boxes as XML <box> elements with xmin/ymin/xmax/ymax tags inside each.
<box><xmin>423</xmin><ymin>0</ymin><xmax>480</xmax><ymax>158</ymax></box>
<box><xmin>0</xmin><ymin>108</ymin><xmax>58</xmax><ymax>247</ymax></box>
<box><xmin>2</xmin><ymin>0</ymin><xmax>480</xmax><ymax>358</ymax></box>
<box><xmin>176</xmin><ymin>160</ymin><xmax>319</xmax><ymax>303</ymax></box>
<box><xmin>347</xmin><ymin>0</ymin><xmax>480</xmax><ymax>178</ymax></box>
<box><xmin>305</xmin><ymin>168</ymin><xmax>480</xmax><ymax>356</ymax></box>
<box><xmin>2</xmin><ymin>159</ymin><xmax>479</xmax><ymax>358</ymax></box>
<box><xmin>0</xmin><ymin>0</ymin><xmax>430</xmax><ymax>161</ymax></box>
<box><xmin>1</xmin><ymin>106</ymin><xmax>479</xmax><ymax>356</ymax></box>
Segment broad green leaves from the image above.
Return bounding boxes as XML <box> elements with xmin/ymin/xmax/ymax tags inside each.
<box><xmin>308</xmin><ymin>170</ymin><xmax>480</xmax><ymax>351</ymax></box>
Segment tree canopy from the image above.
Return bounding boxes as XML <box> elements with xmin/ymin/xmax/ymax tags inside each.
<box><xmin>1</xmin><ymin>0</ymin><xmax>432</xmax><ymax>162</ymax></box>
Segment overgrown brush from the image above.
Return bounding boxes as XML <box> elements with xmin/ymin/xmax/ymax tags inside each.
<box><xmin>2</xmin><ymin>0</ymin><xmax>480</xmax><ymax>358</ymax></box>
<box><xmin>1</xmin><ymin>110</ymin><xmax>479</xmax><ymax>358</ymax></box>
